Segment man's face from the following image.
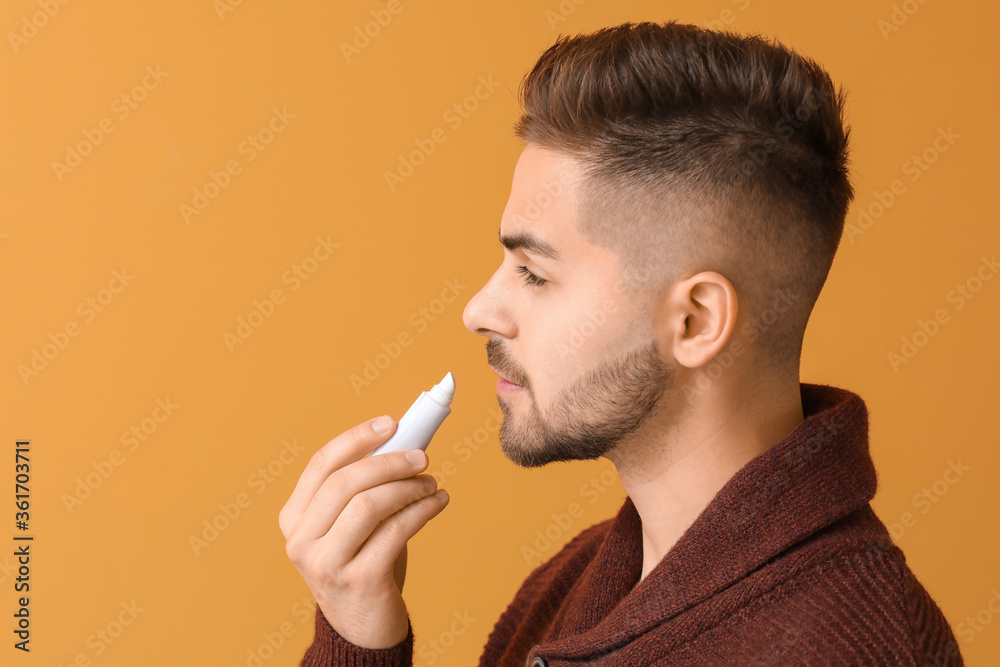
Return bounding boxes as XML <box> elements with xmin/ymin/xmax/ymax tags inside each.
<box><xmin>462</xmin><ymin>144</ymin><xmax>675</xmax><ymax>468</ymax></box>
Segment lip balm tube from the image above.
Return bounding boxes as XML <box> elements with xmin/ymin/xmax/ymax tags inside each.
<box><xmin>368</xmin><ymin>372</ymin><xmax>455</xmax><ymax>457</ymax></box>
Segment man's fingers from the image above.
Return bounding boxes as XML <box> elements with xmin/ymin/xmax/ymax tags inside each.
<box><xmin>286</xmin><ymin>448</ymin><xmax>430</xmax><ymax>547</ymax></box>
<box><xmin>320</xmin><ymin>473</ymin><xmax>439</xmax><ymax>564</ymax></box>
<box><xmin>353</xmin><ymin>488</ymin><xmax>450</xmax><ymax>574</ymax></box>
<box><xmin>278</xmin><ymin>416</ymin><xmax>395</xmax><ymax>538</ymax></box>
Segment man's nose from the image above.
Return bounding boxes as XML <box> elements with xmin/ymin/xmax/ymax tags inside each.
<box><xmin>462</xmin><ymin>271</ymin><xmax>511</xmax><ymax>338</ymax></box>
<box><xmin>462</xmin><ymin>285</ymin><xmax>489</xmax><ymax>335</ymax></box>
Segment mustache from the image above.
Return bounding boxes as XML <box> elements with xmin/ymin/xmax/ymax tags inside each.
<box><xmin>486</xmin><ymin>339</ymin><xmax>527</xmax><ymax>386</ymax></box>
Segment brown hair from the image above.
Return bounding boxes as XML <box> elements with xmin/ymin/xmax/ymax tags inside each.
<box><xmin>513</xmin><ymin>20</ymin><xmax>854</xmax><ymax>371</ymax></box>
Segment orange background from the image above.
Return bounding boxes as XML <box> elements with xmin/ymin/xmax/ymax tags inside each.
<box><xmin>2</xmin><ymin>0</ymin><xmax>998</xmax><ymax>665</ymax></box>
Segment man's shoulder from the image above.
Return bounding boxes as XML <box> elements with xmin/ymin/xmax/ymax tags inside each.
<box><xmin>723</xmin><ymin>505</ymin><xmax>962</xmax><ymax>664</ymax></box>
<box><xmin>767</xmin><ymin>505</ymin><xmax>927</xmax><ymax>609</ymax></box>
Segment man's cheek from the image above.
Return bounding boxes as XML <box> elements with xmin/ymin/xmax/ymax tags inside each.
<box><xmin>568</xmin><ymin>300</ymin><xmax>624</xmax><ymax>356</ymax></box>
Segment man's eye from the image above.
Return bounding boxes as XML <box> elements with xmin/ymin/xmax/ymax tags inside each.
<box><xmin>515</xmin><ymin>265</ymin><xmax>547</xmax><ymax>287</ymax></box>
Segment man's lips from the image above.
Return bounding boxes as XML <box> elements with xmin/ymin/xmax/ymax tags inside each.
<box><xmin>491</xmin><ymin>366</ymin><xmax>522</xmax><ymax>387</ymax></box>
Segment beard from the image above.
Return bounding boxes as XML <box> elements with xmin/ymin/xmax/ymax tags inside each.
<box><xmin>487</xmin><ymin>337</ymin><xmax>673</xmax><ymax>468</ymax></box>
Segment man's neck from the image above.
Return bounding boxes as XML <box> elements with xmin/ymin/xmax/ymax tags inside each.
<box><xmin>607</xmin><ymin>379</ymin><xmax>805</xmax><ymax>583</ymax></box>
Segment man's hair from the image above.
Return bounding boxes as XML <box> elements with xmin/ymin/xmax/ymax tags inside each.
<box><xmin>512</xmin><ymin>20</ymin><xmax>854</xmax><ymax>372</ymax></box>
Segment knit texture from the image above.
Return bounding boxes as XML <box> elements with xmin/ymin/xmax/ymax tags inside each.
<box><xmin>299</xmin><ymin>383</ymin><xmax>962</xmax><ymax>666</ymax></box>
<box><xmin>299</xmin><ymin>607</ymin><xmax>414</xmax><ymax>666</ymax></box>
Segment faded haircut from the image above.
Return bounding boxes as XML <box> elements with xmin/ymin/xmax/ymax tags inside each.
<box><xmin>512</xmin><ymin>20</ymin><xmax>854</xmax><ymax>371</ymax></box>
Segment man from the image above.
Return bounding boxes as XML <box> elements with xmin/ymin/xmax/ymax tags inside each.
<box><xmin>281</xmin><ymin>20</ymin><xmax>962</xmax><ymax>665</ymax></box>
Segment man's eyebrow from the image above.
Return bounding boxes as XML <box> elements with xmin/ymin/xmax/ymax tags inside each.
<box><xmin>497</xmin><ymin>228</ymin><xmax>562</xmax><ymax>261</ymax></box>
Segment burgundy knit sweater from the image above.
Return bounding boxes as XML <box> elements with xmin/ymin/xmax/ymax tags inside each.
<box><xmin>299</xmin><ymin>383</ymin><xmax>962</xmax><ymax>666</ymax></box>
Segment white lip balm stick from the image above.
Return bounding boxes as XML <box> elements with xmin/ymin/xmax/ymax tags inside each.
<box><xmin>368</xmin><ymin>372</ymin><xmax>455</xmax><ymax>457</ymax></box>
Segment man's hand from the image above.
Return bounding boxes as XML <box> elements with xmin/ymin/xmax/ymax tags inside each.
<box><xmin>279</xmin><ymin>415</ymin><xmax>450</xmax><ymax>648</ymax></box>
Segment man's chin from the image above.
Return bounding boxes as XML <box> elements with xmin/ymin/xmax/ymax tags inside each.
<box><xmin>499</xmin><ymin>437</ymin><xmax>608</xmax><ymax>468</ymax></box>
<box><xmin>499</xmin><ymin>437</ymin><xmax>554</xmax><ymax>468</ymax></box>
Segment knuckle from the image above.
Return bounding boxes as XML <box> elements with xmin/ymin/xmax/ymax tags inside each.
<box><xmin>284</xmin><ymin>538</ymin><xmax>302</xmax><ymax>564</ymax></box>
<box><xmin>327</xmin><ymin>466</ymin><xmax>350</xmax><ymax>492</ymax></box>
<box><xmin>376</xmin><ymin>452</ymin><xmax>403</xmax><ymax>476</ymax></box>
<box><xmin>348</xmin><ymin>490</ymin><xmax>378</xmax><ymax>518</ymax></box>
<box><xmin>380</xmin><ymin>514</ymin><xmax>407</xmax><ymax>539</ymax></box>
<box><xmin>277</xmin><ymin>502</ymin><xmax>295</xmax><ymax>528</ymax></box>
<box><xmin>409</xmin><ymin>479</ymin><xmax>431</xmax><ymax>502</ymax></box>
<box><xmin>307</xmin><ymin>448</ymin><xmax>329</xmax><ymax>472</ymax></box>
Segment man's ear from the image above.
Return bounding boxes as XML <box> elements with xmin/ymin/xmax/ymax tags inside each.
<box><xmin>654</xmin><ymin>271</ymin><xmax>738</xmax><ymax>369</ymax></box>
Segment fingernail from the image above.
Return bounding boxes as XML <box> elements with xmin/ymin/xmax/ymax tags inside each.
<box><xmin>372</xmin><ymin>416</ymin><xmax>393</xmax><ymax>435</ymax></box>
<box><xmin>405</xmin><ymin>449</ymin><xmax>426</xmax><ymax>466</ymax></box>
<box><xmin>434</xmin><ymin>489</ymin><xmax>449</xmax><ymax>501</ymax></box>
